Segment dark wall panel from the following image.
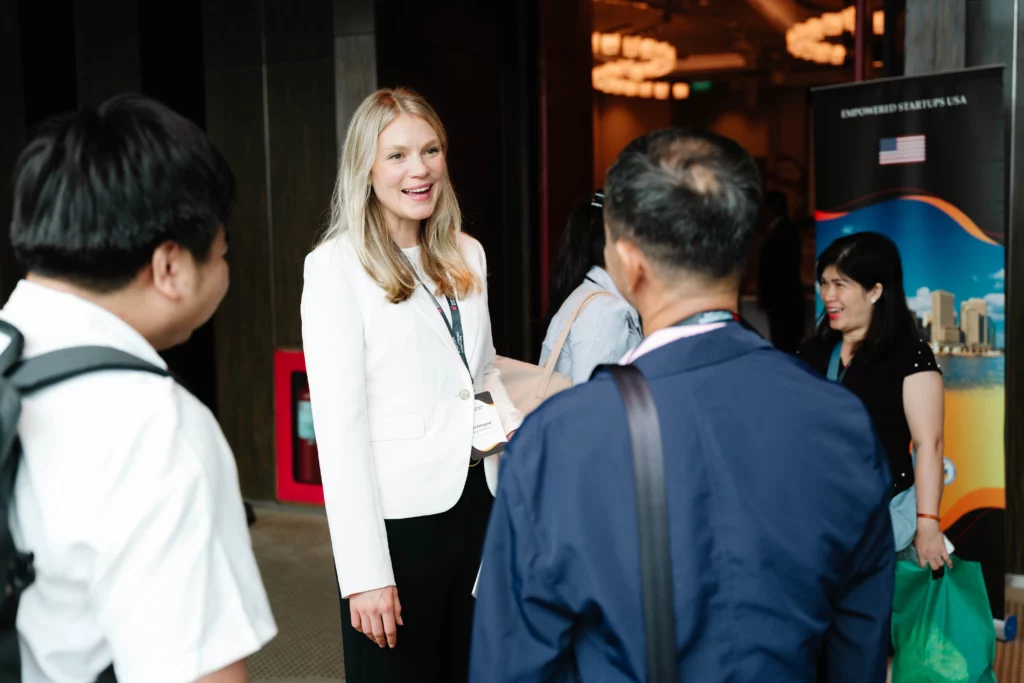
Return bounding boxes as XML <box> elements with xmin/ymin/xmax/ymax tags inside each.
<box><xmin>0</xmin><ymin>1</ymin><xmax>26</xmax><ymax>300</ymax></box>
<box><xmin>1010</xmin><ymin>4</ymin><xmax>1024</xmax><ymax>576</ymax></box>
<box><xmin>267</xmin><ymin>57</ymin><xmax>338</xmax><ymax>348</ymax></box>
<box><xmin>964</xmin><ymin>0</ymin><xmax>1023</xmax><ymax>576</ymax></box>
<box><xmin>139</xmin><ymin>0</ymin><xmax>220</xmax><ymax>415</ymax></box>
<box><xmin>498</xmin><ymin>0</ymin><xmax>540</xmax><ymax>357</ymax></box>
<box><xmin>203</xmin><ymin>0</ymin><xmax>276</xmax><ymax>500</ymax></box>
<box><xmin>265</xmin><ymin>0</ymin><xmax>333</xmax><ymax>63</ymax></box>
<box><xmin>206</xmin><ymin>64</ymin><xmax>276</xmax><ymax>499</ymax></box>
<box><xmin>202</xmin><ymin>0</ymin><xmax>262</xmax><ymax>69</ymax></box>
<box><xmin>73</xmin><ymin>0</ymin><xmax>140</xmax><ymax>107</ymax></box>
<box><xmin>141</xmin><ymin>0</ymin><xmax>207</xmax><ymax>125</ymax></box>
<box><xmin>537</xmin><ymin>0</ymin><xmax>594</xmax><ymax>322</ymax></box>
<box><xmin>18</xmin><ymin>0</ymin><xmax>77</xmax><ymax>132</ymax></box>
<box><xmin>905</xmin><ymin>0</ymin><xmax>966</xmax><ymax>76</ymax></box>
<box><xmin>203</xmin><ymin>0</ymin><xmax>335</xmax><ymax>499</ymax></box>
<box><xmin>374</xmin><ymin>0</ymin><xmax>539</xmax><ymax>359</ymax></box>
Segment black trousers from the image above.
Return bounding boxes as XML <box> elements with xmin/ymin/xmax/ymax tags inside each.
<box><xmin>339</xmin><ymin>463</ymin><xmax>493</xmax><ymax>683</ymax></box>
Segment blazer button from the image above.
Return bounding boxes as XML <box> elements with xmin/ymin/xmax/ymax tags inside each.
<box><xmin>459</xmin><ymin>389</ymin><xmax>471</xmax><ymax>400</ymax></box>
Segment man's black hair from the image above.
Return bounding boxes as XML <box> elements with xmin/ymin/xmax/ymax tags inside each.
<box><xmin>10</xmin><ymin>93</ymin><xmax>235</xmax><ymax>292</ymax></box>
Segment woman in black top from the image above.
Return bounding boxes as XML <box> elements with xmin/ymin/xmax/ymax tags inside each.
<box><xmin>799</xmin><ymin>232</ymin><xmax>950</xmax><ymax>571</ymax></box>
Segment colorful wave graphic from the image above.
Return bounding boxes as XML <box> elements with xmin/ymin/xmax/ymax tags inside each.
<box><xmin>816</xmin><ymin>194</ymin><xmax>1000</xmax><ymax>246</ymax></box>
<box><xmin>939</xmin><ymin>385</ymin><xmax>1005</xmax><ymax>530</ymax></box>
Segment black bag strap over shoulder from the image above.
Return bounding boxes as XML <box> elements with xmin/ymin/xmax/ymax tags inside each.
<box><xmin>0</xmin><ymin>322</ymin><xmax>25</xmax><ymax>378</ymax></box>
<box><xmin>9</xmin><ymin>346</ymin><xmax>169</xmax><ymax>394</ymax></box>
<box><xmin>0</xmin><ymin>344</ymin><xmax>168</xmax><ymax>683</ymax></box>
<box><xmin>0</xmin><ymin>345</ymin><xmax>170</xmax><ymax>592</ymax></box>
<box><xmin>598</xmin><ymin>363</ymin><xmax>677</xmax><ymax>683</ymax></box>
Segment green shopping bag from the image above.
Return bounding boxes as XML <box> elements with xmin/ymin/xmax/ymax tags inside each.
<box><xmin>892</xmin><ymin>557</ymin><xmax>997</xmax><ymax>683</ymax></box>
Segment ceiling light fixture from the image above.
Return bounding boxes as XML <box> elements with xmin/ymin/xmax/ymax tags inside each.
<box><xmin>786</xmin><ymin>5</ymin><xmax>884</xmax><ymax>66</ymax></box>
<box><xmin>591</xmin><ymin>32</ymin><xmax>689</xmax><ymax>99</ymax></box>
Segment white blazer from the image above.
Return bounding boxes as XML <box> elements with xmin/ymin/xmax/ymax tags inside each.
<box><xmin>301</xmin><ymin>231</ymin><xmax>523</xmax><ymax>598</ymax></box>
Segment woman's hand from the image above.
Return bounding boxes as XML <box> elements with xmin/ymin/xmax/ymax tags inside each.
<box><xmin>914</xmin><ymin>519</ymin><xmax>952</xmax><ymax>570</ymax></box>
<box><xmin>350</xmin><ymin>586</ymin><xmax>403</xmax><ymax>648</ymax></box>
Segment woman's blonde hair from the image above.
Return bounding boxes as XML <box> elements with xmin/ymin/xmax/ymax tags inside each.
<box><xmin>320</xmin><ymin>87</ymin><xmax>479</xmax><ymax>303</ymax></box>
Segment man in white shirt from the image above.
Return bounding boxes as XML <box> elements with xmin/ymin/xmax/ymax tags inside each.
<box><xmin>3</xmin><ymin>94</ymin><xmax>276</xmax><ymax>682</ymax></box>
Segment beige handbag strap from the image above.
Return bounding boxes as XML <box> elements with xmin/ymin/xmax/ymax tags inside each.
<box><xmin>536</xmin><ymin>290</ymin><xmax>615</xmax><ymax>397</ymax></box>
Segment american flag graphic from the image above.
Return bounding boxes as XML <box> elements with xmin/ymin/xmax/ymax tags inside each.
<box><xmin>879</xmin><ymin>135</ymin><xmax>926</xmax><ymax>165</ymax></box>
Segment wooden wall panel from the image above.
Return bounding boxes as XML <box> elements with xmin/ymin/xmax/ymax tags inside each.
<box><xmin>18</xmin><ymin>0</ymin><xmax>77</xmax><ymax>133</ymax></box>
<box><xmin>0</xmin><ymin>1</ymin><xmax>25</xmax><ymax>300</ymax></box>
<box><xmin>203</xmin><ymin>0</ymin><xmax>336</xmax><ymax>498</ymax></box>
<box><xmin>537</xmin><ymin>0</ymin><xmax>594</xmax><ymax>323</ymax></box>
<box><xmin>374</xmin><ymin>0</ymin><xmax>540</xmax><ymax>359</ymax></box>
<box><xmin>964</xmin><ymin>0</ymin><xmax>1018</xmax><ymax>574</ymax></box>
<box><xmin>333</xmin><ymin>0</ymin><xmax>378</xmax><ymax>150</ymax></box>
<box><xmin>267</xmin><ymin>57</ymin><xmax>338</xmax><ymax>348</ymax></box>
<box><xmin>1009</xmin><ymin>12</ymin><xmax>1024</xmax><ymax>574</ymax></box>
<box><xmin>202</xmin><ymin>0</ymin><xmax>262</xmax><ymax>69</ymax></box>
<box><xmin>905</xmin><ymin>0</ymin><xmax>966</xmax><ymax>76</ymax></box>
<box><xmin>203</xmin><ymin>0</ymin><xmax>276</xmax><ymax>500</ymax></box>
<box><xmin>206</xmin><ymin>64</ymin><xmax>276</xmax><ymax>499</ymax></box>
<box><xmin>264</xmin><ymin>0</ymin><xmax>334</xmax><ymax>350</ymax></box>
<box><xmin>265</xmin><ymin>0</ymin><xmax>333</xmax><ymax>63</ymax></box>
<box><xmin>73</xmin><ymin>0</ymin><xmax>141</xmax><ymax>107</ymax></box>
<box><xmin>139</xmin><ymin>0</ymin><xmax>221</xmax><ymax>414</ymax></box>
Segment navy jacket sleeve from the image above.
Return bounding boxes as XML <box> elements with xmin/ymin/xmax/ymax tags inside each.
<box><xmin>470</xmin><ymin>436</ymin><xmax>577</xmax><ymax>682</ymax></box>
<box><xmin>820</xmin><ymin>439</ymin><xmax>896</xmax><ymax>682</ymax></box>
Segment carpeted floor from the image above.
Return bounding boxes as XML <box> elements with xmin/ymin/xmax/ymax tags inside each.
<box><xmin>246</xmin><ymin>503</ymin><xmax>344</xmax><ymax>683</ymax></box>
<box><xmin>995</xmin><ymin>587</ymin><xmax>1024</xmax><ymax>681</ymax></box>
<box><xmin>245</xmin><ymin>503</ymin><xmax>1024</xmax><ymax>682</ymax></box>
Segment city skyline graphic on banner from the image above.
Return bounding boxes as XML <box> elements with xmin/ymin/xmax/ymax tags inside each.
<box><xmin>816</xmin><ymin>197</ymin><xmax>1006</xmax><ymax>352</ymax></box>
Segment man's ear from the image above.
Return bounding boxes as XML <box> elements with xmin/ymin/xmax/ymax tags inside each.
<box><xmin>613</xmin><ymin>238</ymin><xmax>652</xmax><ymax>297</ymax></box>
<box><xmin>150</xmin><ymin>241</ymin><xmax>185</xmax><ymax>301</ymax></box>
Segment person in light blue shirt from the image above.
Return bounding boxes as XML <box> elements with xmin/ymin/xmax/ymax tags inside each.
<box><xmin>539</xmin><ymin>190</ymin><xmax>642</xmax><ymax>384</ymax></box>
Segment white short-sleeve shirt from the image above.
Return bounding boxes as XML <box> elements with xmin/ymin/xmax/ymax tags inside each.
<box><xmin>1</xmin><ymin>280</ymin><xmax>277</xmax><ymax>682</ymax></box>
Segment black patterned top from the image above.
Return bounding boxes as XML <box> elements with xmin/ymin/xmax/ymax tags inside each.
<box><xmin>798</xmin><ymin>335</ymin><xmax>941</xmax><ymax>496</ymax></box>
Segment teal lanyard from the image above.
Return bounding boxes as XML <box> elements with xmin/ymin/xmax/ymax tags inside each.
<box><xmin>827</xmin><ymin>343</ymin><xmax>850</xmax><ymax>383</ymax></box>
<box><xmin>399</xmin><ymin>251</ymin><xmax>471</xmax><ymax>381</ymax></box>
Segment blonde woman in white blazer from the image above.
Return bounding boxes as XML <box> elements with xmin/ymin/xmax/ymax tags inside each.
<box><xmin>300</xmin><ymin>87</ymin><xmax>522</xmax><ymax>683</ymax></box>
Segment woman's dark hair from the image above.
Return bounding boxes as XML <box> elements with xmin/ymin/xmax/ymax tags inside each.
<box><xmin>547</xmin><ymin>190</ymin><xmax>606</xmax><ymax>315</ymax></box>
<box><xmin>815</xmin><ymin>232</ymin><xmax>921</xmax><ymax>360</ymax></box>
<box><xmin>10</xmin><ymin>93</ymin><xmax>235</xmax><ymax>293</ymax></box>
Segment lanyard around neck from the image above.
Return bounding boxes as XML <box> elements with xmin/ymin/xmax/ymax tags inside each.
<box><xmin>399</xmin><ymin>250</ymin><xmax>471</xmax><ymax>381</ymax></box>
<box><xmin>672</xmin><ymin>310</ymin><xmax>739</xmax><ymax>327</ymax></box>
<box><xmin>827</xmin><ymin>343</ymin><xmax>850</xmax><ymax>384</ymax></box>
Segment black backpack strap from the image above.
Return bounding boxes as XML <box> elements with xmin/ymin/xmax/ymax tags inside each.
<box><xmin>8</xmin><ymin>346</ymin><xmax>169</xmax><ymax>394</ymax></box>
<box><xmin>598</xmin><ymin>364</ymin><xmax>678</xmax><ymax>683</ymax></box>
<box><xmin>0</xmin><ymin>322</ymin><xmax>25</xmax><ymax>378</ymax></box>
<box><xmin>0</xmin><ymin>346</ymin><xmax>162</xmax><ymax>683</ymax></box>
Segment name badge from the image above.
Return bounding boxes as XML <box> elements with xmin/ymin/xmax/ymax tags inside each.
<box><xmin>471</xmin><ymin>391</ymin><xmax>507</xmax><ymax>460</ymax></box>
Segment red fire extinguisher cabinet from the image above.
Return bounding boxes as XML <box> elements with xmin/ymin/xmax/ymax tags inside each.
<box><xmin>274</xmin><ymin>349</ymin><xmax>325</xmax><ymax>505</ymax></box>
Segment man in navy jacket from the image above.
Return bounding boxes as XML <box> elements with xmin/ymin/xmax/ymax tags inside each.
<box><xmin>470</xmin><ymin>128</ymin><xmax>894</xmax><ymax>682</ymax></box>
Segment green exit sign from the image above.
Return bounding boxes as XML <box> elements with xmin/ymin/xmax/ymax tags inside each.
<box><xmin>691</xmin><ymin>81</ymin><xmax>712</xmax><ymax>92</ymax></box>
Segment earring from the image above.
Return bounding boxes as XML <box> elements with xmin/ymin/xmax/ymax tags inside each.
<box><xmin>870</xmin><ymin>297</ymin><xmax>878</xmax><ymax>304</ymax></box>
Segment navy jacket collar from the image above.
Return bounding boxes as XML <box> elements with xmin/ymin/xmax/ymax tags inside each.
<box><xmin>627</xmin><ymin>323</ymin><xmax>774</xmax><ymax>380</ymax></box>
